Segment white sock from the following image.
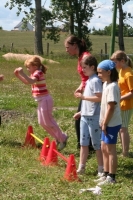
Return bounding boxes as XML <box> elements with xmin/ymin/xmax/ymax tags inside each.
<box><xmin>79</xmin><ymin>164</ymin><xmax>85</xmax><ymax>169</ymax></box>
<box><xmin>98</xmin><ymin>165</ymin><xmax>103</xmax><ymax>173</ymax></box>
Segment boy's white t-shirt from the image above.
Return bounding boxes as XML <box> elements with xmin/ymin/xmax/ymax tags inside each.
<box><xmin>99</xmin><ymin>81</ymin><xmax>122</xmax><ymax>127</ymax></box>
<box><xmin>81</xmin><ymin>74</ymin><xmax>102</xmax><ymax>116</ymax></box>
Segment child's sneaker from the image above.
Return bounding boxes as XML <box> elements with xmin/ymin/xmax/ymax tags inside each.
<box><xmin>59</xmin><ymin>136</ymin><xmax>68</xmax><ymax>150</ymax></box>
<box><xmin>77</xmin><ymin>167</ymin><xmax>85</xmax><ymax>174</ymax></box>
<box><xmin>97</xmin><ymin>176</ymin><xmax>116</xmax><ymax>186</ymax></box>
<box><xmin>97</xmin><ymin>172</ymin><xmax>104</xmax><ymax>177</ymax></box>
<box><xmin>94</xmin><ymin>175</ymin><xmax>106</xmax><ymax>183</ymax></box>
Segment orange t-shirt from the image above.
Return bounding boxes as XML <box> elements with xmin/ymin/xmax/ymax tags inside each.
<box><xmin>119</xmin><ymin>67</ymin><xmax>133</xmax><ymax>110</ymax></box>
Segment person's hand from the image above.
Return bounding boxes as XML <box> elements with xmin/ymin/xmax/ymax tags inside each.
<box><xmin>14</xmin><ymin>68</ymin><xmax>19</xmax><ymax>76</ymax></box>
<box><xmin>16</xmin><ymin>67</ymin><xmax>23</xmax><ymax>73</ymax></box>
<box><xmin>74</xmin><ymin>87</ymin><xmax>82</xmax><ymax>95</ymax></box>
<box><xmin>74</xmin><ymin>92</ymin><xmax>83</xmax><ymax>99</ymax></box>
<box><xmin>14</xmin><ymin>67</ymin><xmax>23</xmax><ymax>76</ymax></box>
<box><xmin>0</xmin><ymin>74</ymin><xmax>4</xmax><ymax>81</ymax></box>
<box><xmin>101</xmin><ymin>123</ymin><xmax>107</xmax><ymax>135</ymax></box>
<box><xmin>73</xmin><ymin>112</ymin><xmax>81</xmax><ymax>120</ymax></box>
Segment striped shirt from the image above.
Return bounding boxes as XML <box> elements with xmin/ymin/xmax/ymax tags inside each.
<box><xmin>31</xmin><ymin>70</ymin><xmax>49</xmax><ymax>98</ymax></box>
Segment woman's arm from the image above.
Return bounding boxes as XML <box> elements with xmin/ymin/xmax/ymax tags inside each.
<box><xmin>73</xmin><ymin>111</ymin><xmax>81</xmax><ymax>120</ymax></box>
<box><xmin>74</xmin><ymin>83</ymin><xmax>84</xmax><ymax>95</ymax></box>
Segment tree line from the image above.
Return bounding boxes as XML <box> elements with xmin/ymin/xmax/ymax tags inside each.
<box><xmin>91</xmin><ymin>23</ymin><xmax>133</xmax><ymax>37</ymax></box>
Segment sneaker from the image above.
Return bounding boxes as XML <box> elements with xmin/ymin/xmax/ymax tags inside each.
<box><xmin>94</xmin><ymin>176</ymin><xmax>106</xmax><ymax>183</ymax></box>
<box><xmin>77</xmin><ymin>167</ymin><xmax>85</xmax><ymax>174</ymax></box>
<box><xmin>59</xmin><ymin>136</ymin><xmax>68</xmax><ymax>150</ymax></box>
<box><xmin>97</xmin><ymin>172</ymin><xmax>104</xmax><ymax>177</ymax></box>
<box><xmin>97</xmin><ymin>176</ymin><xmax>116</xmax><ymax>186</ymax></box>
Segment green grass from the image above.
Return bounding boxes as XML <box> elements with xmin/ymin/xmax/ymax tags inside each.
<box><xmin>0</xmin><ymin>33</ymin><xmax>133</xmax><ymax>199</ymax></box>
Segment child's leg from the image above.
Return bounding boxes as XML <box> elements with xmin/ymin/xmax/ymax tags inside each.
<box><xmin>79</xmin><ymin>146</ymin><xmax>89</xmax><ymax>165</ymax></box>
<box><xmin>96</xmin><ymin>149</ymin><xmax>103</xmax><ymax>169</ymax></box>
<box><xmin>119</xmin><ymin>127</ymin><xmax>130</xmax><ymax>157</ymax></box>
<box><xmin>77</xmin><ymin>146</ymin><xmax>89</xmax><ymax>174</ymax></box>
<box><xmin>120</xmin><ymin>109</ymin><xmax>132</xmax><ymax>157</ymax></box>
<box><xmin>38</xmin><ymin>95</ymin><xmax>67</xmax><ymax>143</ymax></box>
<box><xmin>77</xmin><ymin>116</ymin><xmax>89</xmax><ymax>174</ymax></box>
<box><xmin>101</xmin><ymin>141</ymin><xmax>109</xmax><ymax>173</ymax></box>
<box><xmin>89</xmin><ymin>116</ymin><xmax>103</xmax><ymax>173</ymax></box>
<box><xmin>106</xmin><ymin>144</ymin><xmax>117</xmax><ymax>174</ymax></box>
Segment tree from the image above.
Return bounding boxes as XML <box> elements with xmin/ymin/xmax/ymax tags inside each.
<box><xmin>51</xmin><ymin>0</ymin><xmax>96</xmax><ymax>51</ymax></box>
<box><xmin>5</xmin><ymin>0</ymin><xmax>60</xmax><ymax>55</ymax></box>
<box><xmin>5</xmin><ymin>0</ymin><xmax>43</xmax><ymax>55</ymax></box>
<box><xmin>115</xmin><ymin>0</ymin><xmax>133</xmax><ymax>51</ymax></box>
<box><xmin>117</xmin><ymin>0</ymin><xmax>125</xmax><ymax>51</ymax></box>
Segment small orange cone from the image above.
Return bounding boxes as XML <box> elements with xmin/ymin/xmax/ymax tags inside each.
<box><xmin>64</xmin><ymin>154</ymin><xmax>79</xmax><ymax>182</ymax></box>
<box><xmin>24</xmin><ymin>125</ymin><xmax>36</xmax><ymax>147</ymax></box>
<box><xmin>39</xmin><ymin>137</ymin><xmax>50</xmax><ymax>161</ymax></box>
<box><xmin>43</xmin><ymin>140</ymin><xmax>58</xmax><ymax>166</ymax></box>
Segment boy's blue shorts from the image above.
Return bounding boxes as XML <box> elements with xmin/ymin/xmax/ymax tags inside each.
<box><xmin>101</xmin><ymin>125</ymin><xmax>121</xmax><ymax>144</ymax></box>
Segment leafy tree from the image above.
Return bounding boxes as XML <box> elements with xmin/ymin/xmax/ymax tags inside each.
<box><xmin>51</xmin><ymin>0</ymin><xmax>96</xmax><ymax>51</ymax></box>
<box><xmin>0</xmin><ymin>26</ymin><xmax>3</xmax><ymax>30</ymax></box>
<box><xmin>5</xmin><ymin>0</ymin><xmax>60</xmax><ymax>55</ymax></box>
<box><xmin>5</xmin><ymin>0</ymin><xmax>43</xmax><ymax>55</ymax></box>
<box><xmin>23</xmin><ymin>7</ymin><xmax>60</xmax><ymax>43</ymax></box>
<box><xmin>114</xmin><ymin>0</ymin><xmax>133</xmax><ymax>51</ymax></box>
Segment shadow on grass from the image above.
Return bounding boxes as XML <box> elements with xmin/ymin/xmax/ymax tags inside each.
<box><xmin>0</xmin><ymin>139</ymin><xmax>22</xmax><ymax>147</ymax></box>
<box><xmin>0</xmin><ymin>139</ymin><xmax>43</xmax><ymax>150</ymax></box>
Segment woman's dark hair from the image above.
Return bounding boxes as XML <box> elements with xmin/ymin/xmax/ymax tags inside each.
<box><xmin>81</xmin><ymin>55</ymin><xmax>98</xmax><ymax>72</ymax></box>
<box><xmin>110</xmin><ymin>68</ymin><xmax>119</xmax><ymax>82</ymax></box>
<box><xmin>65</xmin><ymin>35</ymin><xmax>87</xmax><ymax>56</ymax></box>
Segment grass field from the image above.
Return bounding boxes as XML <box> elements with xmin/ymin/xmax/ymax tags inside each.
<box><xmin>0</xmin><ymin>31</ymin><xmax>133</xmax><ymax>199</ymax></box>
<box><xmin>0</xmin><ymin>30</ymin><xmax>133</xmax><ymax>57</ymax></box>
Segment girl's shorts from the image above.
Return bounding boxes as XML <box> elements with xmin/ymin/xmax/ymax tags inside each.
<box><xmin>121</xmin><ymin>109</ymin><xmax>133</xmax><ymax>128</ymax></box>
<box><xmin>101</xmin><ymin>125</ymin><xmax>121</xmax><ymax>144</ymax></box>
<box><xmin>80</xmin><ymin>115</ymin><xmax>101</xmax><ymax>150</ymax></box>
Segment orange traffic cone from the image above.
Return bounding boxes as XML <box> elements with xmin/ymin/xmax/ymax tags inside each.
<box><xmin>24</xmin><ymin>125</ymin><xmax>36</xmax><ymax>147</ymax></box>
<box><xmin>64</xmin><ymin>154</ymin><xmax>79</xmax><ymax>182</ymax></box>
<box><xmin>43</xmin><ymin>140</ymin><xmax>58</xmax><ymax>166</ymax></box>
<box><xmin>39</xmin><ymin>137</ymin><xmax>50</xmax><ymax>161</ymax></box>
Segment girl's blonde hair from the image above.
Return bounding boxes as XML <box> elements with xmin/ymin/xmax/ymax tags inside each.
<box><xmin>110</xmin><ymin>50</ymin><xmax>133</xmax><ymax>68</ymax></box>
<box><xmin>24</xmin><ymin>56</ymin><xmax>47</xmax><ymax>74</ymax></box>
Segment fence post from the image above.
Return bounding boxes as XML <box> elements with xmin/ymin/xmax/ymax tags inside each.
<box><xmin>2</xmin><ymin>45</ymin><xmax>5</xmax><ymax>50</ymax></box>
<box><xmin>105</xmin><ymin>43</ymin><xmax>108</xmax><ymax>58</ymax></box>
<box><xmin>100</xmin><ymin>49</ymin><xmax>103</xmax><ymax>60</ymax></box>
<box><xmin>10</xmin><ymin>43</ymin><xmax>13</xmax><ymax>52</ymax></box>
<box><xmin>47</xmin><ymin>43</ymin><xmax>49</xmax><ymax>56</ymax></box>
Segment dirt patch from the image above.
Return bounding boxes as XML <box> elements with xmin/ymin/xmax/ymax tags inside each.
<box><xmin>0</xmin><ymin>107</ymin><xmax>76</xmax><ymax>124</ymax></box>
<box><xmin>2</xmin><ymin>53</ymin><xmax>59</xmax><ymax>64</ymax></box>
<box><xmin>0</xmin><ymin>110</ymin><xmax>36</xmax><ymax>124</ymax></box>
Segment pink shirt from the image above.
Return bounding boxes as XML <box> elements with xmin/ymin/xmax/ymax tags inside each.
<box><xmin>77</xmin><ymin>52</ymin><xmax>91</xmax><ymax>89</ymax></box>
<box><xmin>31</xmin><ymin>70</ymin><xmax>49</xmax><ymax>98</ymax></box>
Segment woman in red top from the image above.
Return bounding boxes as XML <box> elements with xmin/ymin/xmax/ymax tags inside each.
<box><xmin>64</xmin><ymin>35</ymin><xmax>92</xmax><ymax>149</ymax></box>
